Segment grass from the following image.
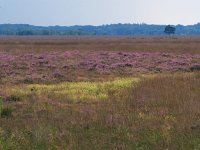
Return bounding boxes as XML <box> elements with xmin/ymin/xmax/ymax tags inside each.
<box><xmin>7</xmin><ymin>77</ymin><xmax>141</xmax><ymax>102</ymax></box>
<box><xmin>0</xmin><ymin>73</ymin><xmax>200</xmax><ymax>149</ymax></box>
<box><xmin>1</xmin><ymin>36</ymin><xmax>200</xmax><ymax>54</ymax></box>
<box><xmin>0</xmin><ymin>37</ymin><xmax>200</xmax><ymax>149</ymax></box>
<box><xmin>0</xmin><ymin>97</ymin><xmax>12</xmax><ymax>118</ymax></box>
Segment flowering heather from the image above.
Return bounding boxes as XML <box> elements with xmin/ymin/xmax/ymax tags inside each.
<box><xmin>80</xmin><ymin>52</ymin><xmax>200</xmax><ymax>73</ymax></box>
<box><xmin>0</xmin><ymin>51</ymin><xmax>199</xmax><ymax>82</ymax></box>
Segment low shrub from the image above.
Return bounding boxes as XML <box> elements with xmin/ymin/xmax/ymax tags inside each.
<box><xmin>0</xmin><ymin>97</ymin><xmax>12</xmax><ymax>117</ymax></box>
<box><xmin>0</xmin><ymin>107</ymin><xmax>12</xmax><ymax>117</ymax></box>
<box><xmin>6</xmin><ymin>95</ymin><xmax>22</xmax><ymax>102</ymax></box>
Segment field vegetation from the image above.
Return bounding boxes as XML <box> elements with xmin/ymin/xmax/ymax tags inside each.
<box><xmin>0</xmin><ymin>37</ymin><xmax>200</xmax><ymax>149</ymax></box>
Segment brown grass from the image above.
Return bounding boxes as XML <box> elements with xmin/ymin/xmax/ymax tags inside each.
<box><xmin>0</xmin><ymin>36</ymin><xmax>200</xmax><ymax>54</ymax></box>
<box><xmin>0</xmin><ymin>73</ymin><xmax>200</xmax><ymax>149</ymax></box>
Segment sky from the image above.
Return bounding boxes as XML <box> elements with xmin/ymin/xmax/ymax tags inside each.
<box><xmin>0</xmin><ymin>0</ymin><xmax>200</xmax><ymax>26</ymax></box>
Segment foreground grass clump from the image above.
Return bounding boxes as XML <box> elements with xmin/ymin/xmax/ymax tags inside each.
<box><xmin>0</xmin><ymin>97</ymin><xmax>12</xmax><ymax>118</ymax></box>
<box><xmin>9</xmin><ymin>77</ymin><xmax>140</xmax><ymax>101</ymax></box>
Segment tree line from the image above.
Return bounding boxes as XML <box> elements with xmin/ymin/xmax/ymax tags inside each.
<box><xmin>0</xmin><ymin>23</ymin><xmax>200</xmax><ymax>36</ymax></box>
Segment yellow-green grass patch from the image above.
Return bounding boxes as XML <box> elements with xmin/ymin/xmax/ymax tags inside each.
<box><xmin>7</xmin><ymin>77</ymin><xmax>141</xmax><ymax>102</ymax></box>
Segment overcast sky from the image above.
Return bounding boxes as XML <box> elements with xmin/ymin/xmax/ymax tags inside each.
<box><xmin>0</xmin><ymin>0</ymin><xmax>200</xmax><ymax>26</ymax></box>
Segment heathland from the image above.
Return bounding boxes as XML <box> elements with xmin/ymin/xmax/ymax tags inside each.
<box><xmin>0</xmin><ymin>36</ymin><xmax>200</xmax><ymax>150</ymax></box>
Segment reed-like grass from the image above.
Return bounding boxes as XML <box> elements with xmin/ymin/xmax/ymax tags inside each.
<box><xmin>0</xmin><ymin>73</ymin><xmax>200</xmax><ymax>150</ymax></box>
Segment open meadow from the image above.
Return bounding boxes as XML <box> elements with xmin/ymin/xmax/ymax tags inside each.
<box><xmin>0</xmin><ymin>36</ymin><xmax>200</xmax><ymax>150</ymax></box>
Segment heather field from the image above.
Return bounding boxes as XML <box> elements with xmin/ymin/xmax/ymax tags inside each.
<box><xmin>0</xmin><ymin>37</ymin><xmax>200</xmax><ymax>150</ymax></box>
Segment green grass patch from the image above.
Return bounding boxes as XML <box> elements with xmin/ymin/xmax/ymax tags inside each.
<box><xmin>0</xmin><ymin>97</ymin><xmax>12</xmax><ymax>118</ymax></box>
<box><xmin>8</xmin><ymin>77</ymin><xmax>141</xmax><ymax>102</ymax></box>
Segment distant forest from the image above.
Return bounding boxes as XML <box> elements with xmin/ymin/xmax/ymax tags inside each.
<box><xmin>0</xmin><ymin>23</ymin><xmax>200</xmax><ymax>36</ymax></box>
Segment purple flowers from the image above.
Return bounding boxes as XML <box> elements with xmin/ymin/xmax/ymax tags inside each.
<box><xmin>0</xmin><ymin>51</ymin><xmax>199</xmax><ymax>82</ymax></box>
<box><xmin>79</xmin><ymin>51</ymin><xmax>200</xmax><ymax>73</ymax></box>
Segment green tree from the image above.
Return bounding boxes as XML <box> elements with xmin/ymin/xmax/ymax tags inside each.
<box><xmin>164</xmin><ymin>25</ymin><xmax>176</xmax><ymax>35</ymax></box>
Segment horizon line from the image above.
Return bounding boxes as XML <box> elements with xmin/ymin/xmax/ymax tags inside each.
<box><xmin>1</xmin><ymin>22</ymin><xmax>200</xmax><ymax>27</ymax></box>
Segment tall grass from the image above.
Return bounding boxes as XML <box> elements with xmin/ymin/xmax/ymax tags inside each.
<box><xmin>0</xmin><ymin>73</ymin><xmax>200</xmax><ymax>149</ymax></box>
